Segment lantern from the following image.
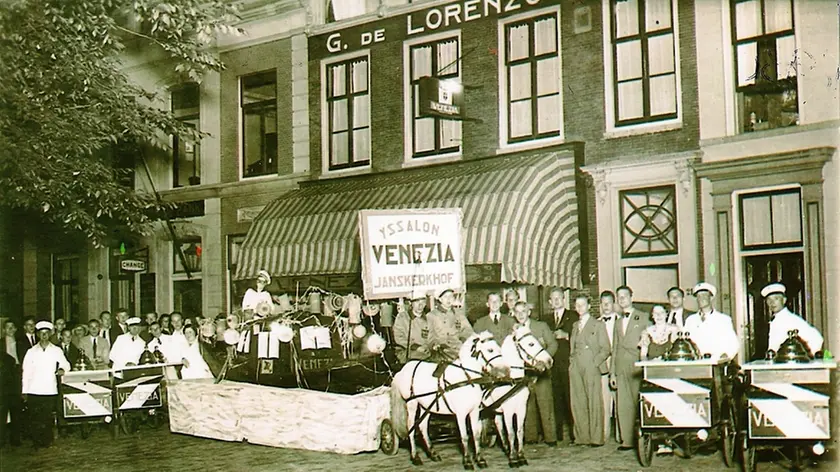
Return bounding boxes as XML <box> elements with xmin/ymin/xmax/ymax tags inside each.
<box><xmin>352</xmin><ymin>324</ymin><xmax>367</xmax><ymax>338</ymax></box>
<box><xmin>366</xmin><ymin>333</ymin><xmax>386</xmax><ymax>354</ymax></box>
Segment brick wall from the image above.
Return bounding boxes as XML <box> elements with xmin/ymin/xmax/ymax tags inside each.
<box><xmin>220</xmin><ymin>39</ymin><xmax>294</xmax><ymax>183</ymax></box>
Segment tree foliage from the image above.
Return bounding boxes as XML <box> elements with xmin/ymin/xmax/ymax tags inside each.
<box><xmin>0</xmin><ymin>0</ymin><xmax>242</xmax><ymax>246</ymax></box>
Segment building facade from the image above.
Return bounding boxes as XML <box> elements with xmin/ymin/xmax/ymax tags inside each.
<box><xmin>9</xmin><ymin>0</ymin><xmax>838</xmax><ymax>364</ymax></box>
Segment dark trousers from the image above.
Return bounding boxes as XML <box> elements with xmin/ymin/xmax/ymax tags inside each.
<box><xmin>0</xmin><ymin>400</ymin><xmax>22</xmax><ymax>447</ymax></box>
<box><xmin>551</xmin><ymin>360</ymin><xmax>573</xmax><ymax>439</ymax></box>
<box><xmin>524</xmin><ymin>375</ymin><xmax>557</xmax><ymax>443</ymax></box>
<box><xmin>26</xmin><ymin>394</ymin><xmax>56</xmax><ymax>448</ymax></box>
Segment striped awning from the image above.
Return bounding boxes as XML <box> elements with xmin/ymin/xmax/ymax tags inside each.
<box><xmin>235</xmin><ymin>151</ymin><xmax>581</xmax><ymax>288</ymax></box>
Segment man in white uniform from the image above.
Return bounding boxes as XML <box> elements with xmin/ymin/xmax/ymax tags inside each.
<box><xmin>683</xmin><ymin>283</ymin><xmax>739</xmax><ymax>360</ymax></box>
<box><xmin>21</xmin><ymin>321</ymin><xmax>70</xmax><ymax>449</ymax></box>
<box><xmin>109</xmin><ymin>317</ymin><xmax>146</xmax><ymax>370</ymax></box>
<box><xmin>241</xmin><ymin>269</ymin><xmax>274</xmax><ymax>315</ymax></box>
<box><xmin>762</xmin><ymin>283</ymin><xmax>823</xmax><ymax>356</ymax></box>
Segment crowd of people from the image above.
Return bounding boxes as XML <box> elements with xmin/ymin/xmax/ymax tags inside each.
<box><xmin>392</xmin><ymin>281</ymin><xmax>825</xmax><ymax>452</ymax></box>
<box><xmin>0</xmin><ymin>309</ymin><xmax>224</xmax><ymax>450</ymax></box>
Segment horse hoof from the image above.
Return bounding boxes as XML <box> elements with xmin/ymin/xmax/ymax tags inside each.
<box><xmin>463</xmin><ymin>465</ymin><xmax>475</xmax><ymax>471</ymax></box>
<box><xmin>509</xmin><ymin>461</ymin><xmax>518</xmax><ymax>469</ymax></box>
<box><xmin>429</xmin><ymin>452</ymin><xmax>442</xmax><ymax>462</ymax></box>
<box><xmin>476</xmin><ymin>458</ymin><xmax>488</xmax><ymax>469</ymax></box>
<box><xmin>411</xmin><ymin>456</ymin><xmax>424</xmax><ymax>466</ymax></box>
<box><xmin>520</xmin><ymin>459</ymin><xmax>528</xmax><ymax>466</ymax></box>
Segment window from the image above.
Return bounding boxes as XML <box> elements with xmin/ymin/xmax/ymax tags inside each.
<box><xmin>739</xmin><ymin>188</ymin><xmax>802</xmax><ymax>249</ymax></box>
<box><xmin>731</xmin><ymin>0</ymin><xmax>797</xmax><ymax>133</ymax></box>
<box><xmin>409</xmin><ymin>37</ymin><xmax>461</xmax><ymax>158</ymax></box>
<box><xmin>503</xmin><ymin>13</ymin><xmax>562</xmax><ymax>143</ymax></box>
<box><xmin>53</xmin><ymin>255</ymin><xmax>80</xmax><ymax>324</ymax></box>
<box><xmin>327</xmin><ymin>0</ymin><xmax>375</xmax><ymax>22</ymax></box>
<box><xmin>241</xmin><ymin>71</ymin><xmax>278</xmax><ymax>178</ymax></box>
<box><xmin>610</xmin><ymin>0</ymin><xmax>678</xmax><ymax>127</ymax></box>
<box><xmin>620</xmin><ymin>185</ymin><xmax>678</xmax><ymax>257</ymax></box>
<box><xmin>326</xmin><ymin>57</ymin><xmax>370</xmax><ymax>170</ymax></box>
<box><xmin>173</xmin><ymin>279</ymin><xmax>202</xmax><ymax>318</ymax></box>
<box><xmin>172</xmin><ymin>83</ymin><xmax>200</xmax><ymax>187</ymax></box>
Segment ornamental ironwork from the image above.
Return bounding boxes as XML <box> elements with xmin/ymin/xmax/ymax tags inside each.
<box><xmin>620</xmin><ymin>185</ymin><xmax>677</xmax><ymax>257</ymax></box>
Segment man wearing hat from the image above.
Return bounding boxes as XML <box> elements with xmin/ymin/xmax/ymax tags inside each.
<box><xmin>683</xmin><ymin>283</ymin><xmax>739</xmax><ymax>360</ymax></box>
<box><xmin>392</xmin><ymin>290</ymin><xmax>433</xmax><ymax>364</ymax></box>
<box><xmin>109</xmin><ymin>317</ymin><xmax>147</xmax><ymax>370</ymax></box>
<box><xmin>242</xmin><ymin>269</ymin><xmax>274</xmax><ymax>317</ymax></box>
<box><xmin>427</xmin><ymin>288</ymin><xmax>474</xmax><ymax>360</ymax></box>
<box><xmin>21</xmin><ymin>321</ymin><xmax>70</xmax><ymax>449</ymax></box>
<box><xmin>762</xmin><ymin>283</ymin><xmax>823</xmax><ymax>356</ymax></box>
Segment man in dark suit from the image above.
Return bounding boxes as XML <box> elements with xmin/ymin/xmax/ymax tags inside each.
<box><xmin>56</xmin><ymin>329</ymin><xmax>81</xmax><ymax>367</ymax></box>
<box><xmin>666</xmin><ymin>286</ymin><xmax>691</xmax><ymax>329</ymax></box>
<box><xmin>544</xmin><ymin>287</ymin><xmax>577</xmax><ymax>442</ymax></box>
<box><xmin>473</xmin><ymin>292</ymin><xmax>516</xmax><ymax>345</ymax></box>
<box><xmin>16</xmin><ymin>317</ymin><xmax>37</xmax><ymax>363</ymax></box>
<box><xmin>515</xmin><ymin>302</ymin><xmax>559</xmax><ymax>446</ymax></box>
<box><xmin>609</xmin><ymin>285</ymin><xmax>649</xmax><ymax>451</ymax></box>
<box><xmin>0</xmin><ymin>350</ymin><xmax>22</xmax><ymax>448</ymax></box>
<box><xmin>569</xmin><ymin>294</ymin><xmax>611</xmax><ymax>447</ymax></box>
<box><xmin>109</xmin><ymin>308</ymin><xmax>130</xmax><ymax>344</ymax></box>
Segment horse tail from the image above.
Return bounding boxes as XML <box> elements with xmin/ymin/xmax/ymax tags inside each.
<box><xmin>390</xmin><ymin>375</ymin><xmax>409</xmax><ymax>439</ymax></box>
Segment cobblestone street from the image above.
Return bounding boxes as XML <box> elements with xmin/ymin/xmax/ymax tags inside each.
<box><xmin>1</xmin><ymin>420</ymin><xmax>836</xmax><ymax>472</ymax></box>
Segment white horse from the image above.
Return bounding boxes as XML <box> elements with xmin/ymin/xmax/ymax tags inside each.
<box><xmin>391</xmin><ymin>331</ymin><xmax>508</xmax><ymax>469</ymax></box>
<box><xmin>483</xmin><ymin>325</ymin><xmax>554</xmax><ymax>468</ymax></box>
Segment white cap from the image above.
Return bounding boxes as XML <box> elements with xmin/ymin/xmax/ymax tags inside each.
<box><xmin>692</xmin><ymin>282</ymin><xmax>717</xmax><ymax>298</ymax></box>
<box><xmin>35</xmin><ymin>321</ymin><xmax>54</xmax><ymax>331</ymax></box>
<box><xmin>257</xmin><ymin>270</ymin><xmax>271</xmax><ymax>285</ymax></box>
<box><xmin>761</xmin><ymin>283</ymin><xmax>786</xmax><ymax>298</ymax></box>
<box><xmin>126</xmin><ymin>317</ymin><xmax>141</xmax><ymax>326</ymax></box>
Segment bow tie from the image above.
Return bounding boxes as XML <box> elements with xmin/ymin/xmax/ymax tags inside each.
<box><xmin>623</xmin><ymin>312</ymin><xmax>633</xmax><ymax>318</ymax></box>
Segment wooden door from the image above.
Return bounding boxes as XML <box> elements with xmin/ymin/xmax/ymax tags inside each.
<box><xmin>744</xmin><ymin>252</ymin><xmax>805</xmax><ymax>361</ymax></box>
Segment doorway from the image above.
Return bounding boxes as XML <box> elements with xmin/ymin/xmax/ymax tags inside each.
<box><xmin>743</xmin><ymin>252</ymin><xmax>805</xmax><ymax>361</ymax></box>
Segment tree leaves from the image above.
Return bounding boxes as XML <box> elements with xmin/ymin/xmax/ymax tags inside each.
<box><xmin>0</xmin><ymin>0</ymin><xmax>240</xmax><ymax>246</ymax></box>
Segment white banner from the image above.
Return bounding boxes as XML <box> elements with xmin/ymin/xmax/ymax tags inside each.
<box><xmin>359</xmin><ymin>209</ymin><xmax>465</xmax><ymax>300</ymax></box>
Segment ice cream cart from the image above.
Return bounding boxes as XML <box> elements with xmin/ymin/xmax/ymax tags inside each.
<box><xmin>57</xmin><ymin>369</ymin><xmax>116</xmax><ymax>439</ymax></box>
<box><xmin>635</xmin><ymin>357</ymin><xmax>738</xmax><ymax>467</ymax></box>
<box><xmin>113</xmin><ymin>363</ymin><xmax>180</xmax><ymax>434</ymax></box>
<box><xmin>739</xmin><ymin>359</ymin><xmax>836</xmax><ymax>471</ymax></box>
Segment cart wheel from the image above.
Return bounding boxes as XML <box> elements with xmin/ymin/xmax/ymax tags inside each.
<box><xmin>479</xmin><ymin>417</ymin><xmax>497</xmax><ymax>449</ymax></box>
<box><xmin>740</xmin><ymin>435</ymin><xmax>756</xmax><ymax>472</ymax></box>
<box><xmin>80</xmin><ymin>422</ymin><xmax>94</xmax><ymax>440</ymax></box>
<box><xmin>680</xmin><ymin>433</ymin><xmax>696</xmax><ymax>458</ymax></box>
<box><xmin>379</xmin><ymin>419</ymin><xmax>399</xmax><ymax>456</ymax></box>
<box><xmin>636</xmin><ymin>426</ymin><xmax>653</xmax><ymax>467</ymax></box>
<box><xmin>721</xmin><ymin>421</ymin><xmax>736</xmax><ymax>468</ymax></box>
<box><xmin>119</xmin><ymin>414</ymin><xmax>139</xmax><ymax>435</ymax></box>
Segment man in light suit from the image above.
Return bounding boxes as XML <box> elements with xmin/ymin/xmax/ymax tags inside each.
<box><xmin>77</xmin><ymin>319</ymin><xmax>110</xmax><ymax>369</ymax></box>
<box><xmin>598</xmin><ymin>291</ymin><xmax>620</xmax><ymax>443</ymax></box>
<box><xmin>609</xmin><ymin>285</ymin><xmax>649</xmax><ymax>451</ymax></box>
<box><xmin>569</xmin><ymin>294</ymin><xmax>611</xmax><ymax>447</ymax></box>
<box><xmin>473</xmin><ymin>292</ymin><xmax>516</xmax><ymax>346</ymax></box>
<box><xmin>515</xmin><ymin>302</ymin><xmax>559</xmax><ymax>446</ymax></box>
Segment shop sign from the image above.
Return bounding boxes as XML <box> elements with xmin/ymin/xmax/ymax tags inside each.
<box><xmin>418</xmin><ymin>76</ymin><xmax>465</xmax><ymax>120</ymax></box>
<box><xmin>311</xmin><ymin>0</ymin><xmax>552</xmax><ymax>59</ymax></box>
<box><xmin>359</xmin><ymin>208</ymin><xmax>465</xmax><ymax>300</ymax></box>
<box><xmin>120</xmin><ymin>259</ymin><xmax>147</xmax><ymax>272</ymax></box>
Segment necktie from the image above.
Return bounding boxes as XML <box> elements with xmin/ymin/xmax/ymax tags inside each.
<box><xmin>493</xmin><ymin>316</ymin><xmax>499</xmax><ymax>325</ymax></box>
<box><xmin>64</xmin><ymin>344</ymin><xmax>68</xmax><ymax>355</ymax></box>
<box><xmin>93</xmin><ymin>337</ymin><xmax>98</xmax><ymax>355</ymax></box>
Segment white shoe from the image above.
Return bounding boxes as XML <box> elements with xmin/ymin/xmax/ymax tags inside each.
<box><xmin>656</xmin><ymin>445</ymin><xmax>673</xmax><ymax>455</ymax></box>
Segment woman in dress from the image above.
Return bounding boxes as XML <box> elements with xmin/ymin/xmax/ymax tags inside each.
<box><xmin>179</xmin><ymin>325</ymin><xmax>214</xmax><ymax>380</ymax></box>
<box><xmin>639</xmin><ymin>305</ymin><xmax>679</xmax><ymax>360</ymax></box>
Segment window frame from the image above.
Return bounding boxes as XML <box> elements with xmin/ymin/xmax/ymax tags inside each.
<box><xmin>320</xmin><ymin>51</ymin><xmax>372</xmax><ymax>174</ymax></box>
<box><xmin>619</xmin><ymin>184</ymin><xmax>679</xmax><ymax>259</ymax></box>
<box><xmin>403</xmin><ymin>31</ymin><xmax>463</xmax><ymax>163</ymax></box>
<box><xmin>240</xmin><ymin>70</ymin><xmax>278</xmax><ymax>180</ymax></box>
<box><xmin>729</xmin><ymin>0</ymin><xmax>798</xmax><ymax>133</ymax></box>
<box><xmin>738</xmin><ymin>187</ymin><xmax>803</xmax><ymax>251</ymax></box>
<box><xmin>602</xmin><ymin>0</ymin><xmax>683</xmax><ymax>135</ymax></box>
<box><xmin>52</xmin><ymin>254</ymin><xmax>80</xmax><ymax>324</ymax></box>
<box><xmin>171</xmin><ymin>83</ymin><xmax>201</xmax><ymax>188</ymax></box>
<box><xmin>497</xmin><ymin>6</ymin><xmax>565</xmax><ymax>150</ymax></box>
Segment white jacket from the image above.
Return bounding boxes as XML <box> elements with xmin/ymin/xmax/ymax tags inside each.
<box><xmin>684</xmin><ymin>310</ymin><xmax>740</xmax><ymax>360</ymax></box>
<box><xmin>768</xmin><ymin>308</ymin><xmax>823</xmax><ymax>355</ymax></box>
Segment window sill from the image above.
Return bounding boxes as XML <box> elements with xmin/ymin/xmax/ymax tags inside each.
<box><xmin>402</xmin><ymin>152</ymin><xmax>462</xmax><ymax>169</ymax></box>
<box><xmin>239</xmin><ymin>172</ymin><xmax>282</xmax><ymax>182</ymax></box>
<box><xmin>319</xmin><ymin>165</ymin><xmax>371</xmax><ymax>180</ymax></box>
<box><xmin>495</xmin><ymin>136</ymin><xmax>565</xmax><ymax>155</ymax></box>
<box><xmin>604</xmin><ymin>119</ymin><xmax>682</xmax><ymax>139</ymax></box>
<box><xmin>700</xmin><ymin>120</ymin><xmax>840</xmax><ymax>147</ymax></box>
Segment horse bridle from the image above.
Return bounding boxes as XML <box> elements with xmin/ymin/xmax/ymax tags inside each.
<box><xmin>473</xmin><ymin>338</ymin><xmax>503</xmax><ymax>373</ymax></box>
<box><xmin>513</xmin><ymin>332</ymin><xmax>549</xmax><ymax>367</ymax></box>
